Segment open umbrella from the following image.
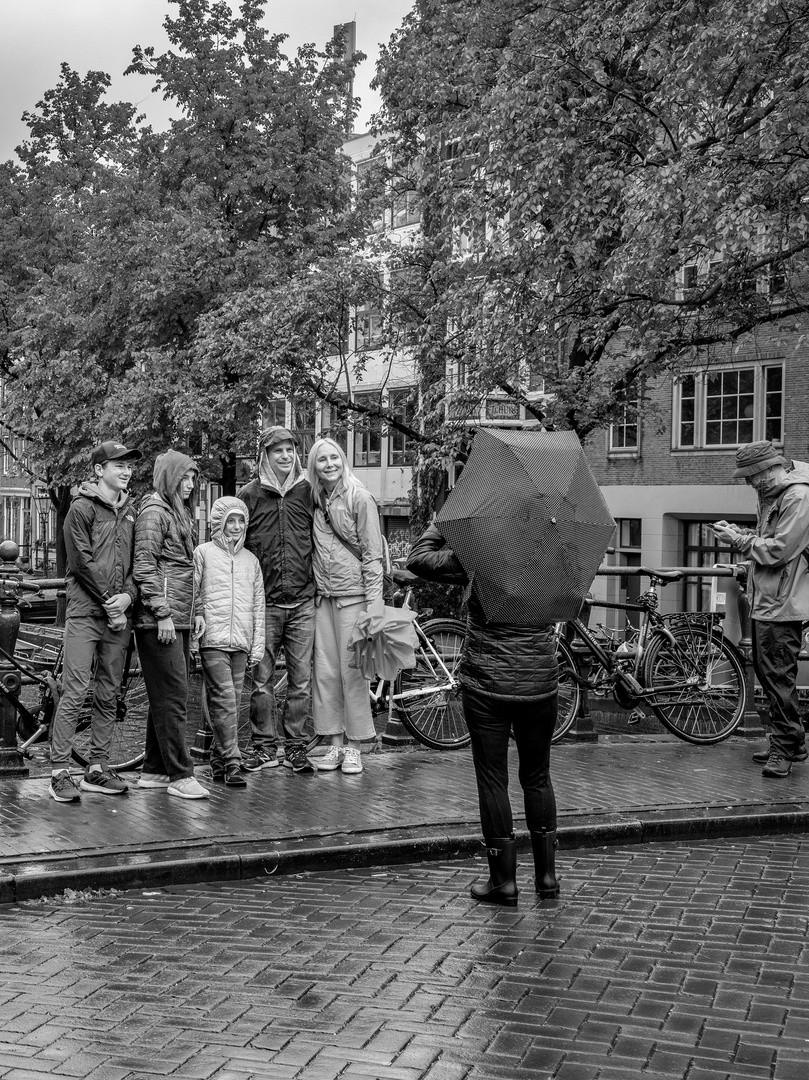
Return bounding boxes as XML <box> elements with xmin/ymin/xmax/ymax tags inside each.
<box><xmin>435</xmin><ymin>428</ymin><xmax>615</xmax><ymax>625</ymax></box>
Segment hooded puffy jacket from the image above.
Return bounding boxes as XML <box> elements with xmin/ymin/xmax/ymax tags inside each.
<box><xmin>133</xmin><ymin>451</ymin><xmax>198</xmax><ymax>630</ymax></box>
<box><xmin>407</xmin><ymin>524</ymin><xmax>558</xmax><ymax>701</ymax></box>
<box><xmin>193</xmin><ymin>497</ymin><xmax>266</xmax><ymax>662</ymax></box>
<box><xmin>63</xmin><ymin>482</ymin><xmax>138</xmax><ymax>618</ymax></box>
<box><xmin>237</xmin><ymin>451</ymin><xmax>314</xmax><ymax>605</ymax></box>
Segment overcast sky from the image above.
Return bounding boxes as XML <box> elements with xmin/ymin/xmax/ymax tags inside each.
<box><xmin>0</xmin><ymin>0</ymin><xmax>414</xmax><ymax>163</ymax></box>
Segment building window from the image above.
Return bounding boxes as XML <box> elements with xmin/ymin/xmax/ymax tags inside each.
<box><xmin>683</xmin><ymin>520</ymin><xmax>752</xmax><ymax>613</ymax></box>
<box><xmin>353</xmin><ymin>391</ymin><xmax>382</xmax><ymax>467</ymax></box>
<box><xmin>321</xmin><ymin>394</ymin><xmax>349</xmax><ymax>452</ymax></box>
<box><xmin>609</xmin><ymin>384</ymin><xmax>640</xmax><ymax>452</ymax></box>
<box><xmin>356</xmin><ymin>304</ymin><xmax>383</xmax><ymax>351</ymax></box>
<box><xmin>391</xmin><ymin>187</ymin><xmax>420</xmax><ymax>229</ymax></box>
<box><xmin>355</xmin><ymin>158</ymin><xmax>385</xmax><ymax>232</ymax></box>
<box><xmin>291</xmin><ymin>397</ymin><xmax>316</xmax><ymax>463</ymax></box>
<box><xmin>263</xmin><ymin>399</ymin><xmax>286</xmax><ymax>429</ymax></box>
<box><xmin>388</xmin><ymin>387</ymin><xmax>417</xmax><ymax>466</ymax></box>
<box><xmin>674</xmin><ymin>363</ymin><xmax>783</xmax><ymax>449</ymax></box>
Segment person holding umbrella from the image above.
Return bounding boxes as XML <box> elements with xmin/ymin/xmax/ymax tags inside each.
<box><xmin>407</xmin><ymin>428</ymin><xmax>615</xmax><ymax>906</ymax></box>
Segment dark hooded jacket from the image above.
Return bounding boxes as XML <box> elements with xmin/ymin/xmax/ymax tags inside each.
<box><xmin>133</xmin><ymin>451</ymin><xmax>198</xmax><ymax>629</ymax></box>
<box><xmin>407</xmin><ymin>525</ymin><xmax>558</xmax><ymax>701</ymax></box>
<box><xmin>237</xmin><ymin>442</ymin><xmax>314</xmax><ymax>606</ymax></box>
<box><xmin>63</xmin><ymin>481</ymin><xmax>138</xmax><ymax>618</ymax></box>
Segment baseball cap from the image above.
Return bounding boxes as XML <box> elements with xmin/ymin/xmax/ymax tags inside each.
<box><xmin>732</xmin><ymin>440</ymin><xmax>787</xmax><ymax>478</ymax></box>
<box><xmin>91</xmin><ymin>440</ymin><xmax>143</xmax><ymax>468</ymax></box>
<box><xmin>259</xmin><ymin>426</ymin><xmax>298</xmax><ymax>452</ymax></box>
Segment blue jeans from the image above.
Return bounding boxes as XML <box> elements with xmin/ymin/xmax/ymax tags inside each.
<box><xmin>201</xmin><ymin>648</ymin><xmax>248</xmax><ymax>769</ymax></box>
<box><xmin>249</xmin><ymin>600</ymin><xmax>314</xmax><ymax>751</ymax></box>
<box><xmin>462</xmin><ymin>687</ymin><xmax>558</xmax><ymax>839</ymax></box>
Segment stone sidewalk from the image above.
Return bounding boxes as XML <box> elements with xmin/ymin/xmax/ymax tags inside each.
<box><xmin>1</xmin><ymin>736</ymin><xmax>807</xmax><ymax>903</ymax></box>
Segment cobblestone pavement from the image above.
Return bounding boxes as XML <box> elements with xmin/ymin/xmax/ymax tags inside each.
<box><xmin>0</xmin><ymin>836</ymin><xmax>807</xmax><ymax>1080</ymax></box>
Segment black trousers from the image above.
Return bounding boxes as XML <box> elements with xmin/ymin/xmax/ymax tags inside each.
<box><xmin>462</xmin><ymin>686</ymin><xmax>557</xmax><ymax>838</ymax></box>
<box><xmin>752</xmin><ymin>619</ymin><xmax>806</xmax><ymax>758</ymax></box>
<box><xmin>136</xmin><ymin>627</ymin><xmax>194</xmax><ymax>780</ymax></box>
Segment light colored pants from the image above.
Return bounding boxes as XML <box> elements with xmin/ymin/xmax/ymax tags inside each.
<box><xmin>50</xmin><ymin>614</ymin><xmax>131</xmax><ymax>768</ymax></box>
<box><xmin>312</xmin><ymin>597</ymin><xmax>375</xmax><ymax>741</ymax></box>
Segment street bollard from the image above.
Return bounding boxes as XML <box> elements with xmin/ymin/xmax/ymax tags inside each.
<box><xmin>0</xmin><ymin>540</ymin><xmax>28</xmax><ymax>776</ymax></box>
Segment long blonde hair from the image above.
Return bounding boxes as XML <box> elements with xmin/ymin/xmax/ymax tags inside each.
<box><xmin>307</xmin><ymin>437</ymin><xmax>366</xmax><ymax>511</ymax></box>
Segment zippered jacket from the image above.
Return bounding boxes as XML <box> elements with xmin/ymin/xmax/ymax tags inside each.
<box><xmin>734</xmin><ymin>474</ymin><xmax>809</xmax><ymax>622</ymax></box>
<box><xmin>193</xmin><ymin>497</ymin><xmax>266</xmax><ymax>662</ymax></box>
<box><xmin>63</xmin><ymin>482</ymin><xmax>137</xmax><ymax>618</ymax></box>
<box><xmin>407</xmin><ymin>524</ymin><xmax>558</xmax><ymax>701</ymax></box>
<box><xmin>237</xmin><ymin>472</ymin><xmax>315</xmax><ymax>605</ymax></box>
<box><xmin>312</xmin><ymin>484</ymin><xmax>384</xmax><ymax>605</ymax></box>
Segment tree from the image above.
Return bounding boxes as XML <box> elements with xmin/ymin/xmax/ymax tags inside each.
<box><xmin>372</xmin><ymin>0</ymin><xmax>809</xmax><ymax>464</ymax></box>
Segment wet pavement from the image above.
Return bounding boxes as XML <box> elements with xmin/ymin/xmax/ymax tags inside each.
<box><xmin>2</xmin><ymin>734</ymin><xmax>809</xmax><ymax>904</ymax></box>
<box><xmin>1</xmin><ymin>835</ymin><xmax>807</xmax><ymax>1079</ymax></box>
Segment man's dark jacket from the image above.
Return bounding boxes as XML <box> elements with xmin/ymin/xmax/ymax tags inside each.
<box><xmin>237</xmin><ymin>476</ymin><xmax>315</xmax><ymax>605</ymax></box>
<box><xmin>64</xmin><ymin>482</ymin><xmax>137</xmax><ymax>618</ymax></box>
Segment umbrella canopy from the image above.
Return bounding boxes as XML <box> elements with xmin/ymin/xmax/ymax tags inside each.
<box><xmin>435</xmin><ymin>428</ymin><xmax>615</xmax><ymax>625</ymax></box>
<box><xmin>348</xmin><ymin>602</ymin><xmax>419</xmax><ymax>681</ymax></box>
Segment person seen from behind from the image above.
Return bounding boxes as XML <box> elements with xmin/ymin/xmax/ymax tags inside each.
<box><xmin>237</xmin><ymin>427</ymin><xmax>315</xmax><ymax>774</ymax></box>
<box><xmin>48</xmin><ymin>440</ymin><xmax>141</xmax><ymax>803</ymax></box>
<box><xmin>713</xmin><ymin>440</ymin><xmax>809</xmax><ymax>778</ymax></box>
<box><xmin>307</xmin><ymin>437</ymin><xmax>384</xmax><ymax>775</ymax></box>
<box><xmin>407</xmin><ymin>524</ymin><xmax>559</xmax><ymax>906</ymax></box>
<box><xmin>133</xmin><ymin>450</ymin><xmax>208</xmax><ymax>799</ymax></box>
<box><xmin>193</xmin><ymin>497</ymin><xmax>265</xmax><ymax>787</ymax></box>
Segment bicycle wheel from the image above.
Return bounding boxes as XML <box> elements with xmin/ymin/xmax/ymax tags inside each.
<box><xmin>395</xmin><ymin>617</ymin><xmax>469</xmax><ymax>750</ymax></box>
<box><xmin>71</xmin><ymin>649</ymin><xmax>149</xmax><ymax>771</ymax></box>
<box><xmin>552</xmin><ymin>636</ymin><xmax>581</xmax><ymax>742</ymax></box>
<box><xmin>642</xmin><ymin>625</ymin><xmax>746</xmax><ymax>743</ymax></box>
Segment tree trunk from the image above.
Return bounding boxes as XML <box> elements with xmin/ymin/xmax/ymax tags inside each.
<box><xmin>53</xmin><ymin>485</ymin><xmax>71</xmax><ymax>627</ymax></box>
<box><xmin>220</xmin><ymin>451</ymin><xmax>237</xmax><ymax>497</ymax></box>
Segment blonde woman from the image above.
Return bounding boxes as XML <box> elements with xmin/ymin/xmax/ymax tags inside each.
<box><xmin>307</xmin><ymin>438</ymin><xmax>384</xmax><ymax>775</ymax></box>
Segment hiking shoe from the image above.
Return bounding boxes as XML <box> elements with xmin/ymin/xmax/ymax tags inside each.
<box><xmin>242</xmin><ymin>747</ymin><xmax>278</xmax><ymax>771</ymax></box>
<box><xmin>210</xmin><ymin>768</ymin><xmax>225</xmax><ymax>783</ymax></box>
<box><xmin>80</xmin><ymin>766</ymin><xmax>129</xmax><ymax>795</ymax></box>
<box><xmin>282</xmin><ymin>746</ymin><xmax>314</xmax><ymax>773</ymax></box>
<box><xmin>167</xmin><ymin>776</ymin><xmax>210</xmax><ymax>800</ymax></box>
<box><xmin>49</xmin><ymin>770</ymin><xmax>81</xmax><ymax>803</ymax></box>
<box><xmin>224</xmin><ymin>762</ymin><xmax>247</xmax><ymax>787</ymax></box>
<box><xmin>315</xmin><ymin>745</ymin><xmax>343</xmax><ymax>771</ymax></box>
<box><xmin>138</xmin><ymin>772</ymin><xmax>172</xmax><ymax>788</ymax></box>
<box><xmin>341</xmin><ymin>747</ymin><xmax>363</xmax><ymax>775</ymax></box>
<box><xmin>753</xmin><ymin>743</ymin><xmax>808</xmax><ymax>764</ymax></box>
<box><xmin>762</xmin><ymin>752</ymin><xmax>792</xmax><ymax>779</ymax></box>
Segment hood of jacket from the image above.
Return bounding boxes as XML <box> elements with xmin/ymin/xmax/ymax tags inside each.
<box><xmin>258</xmin><ymin>448</ymin><xmax>305</xmax><ymax>496</ymax></box>
<box><xmin>210</xmin><ymin>496</ymin><xmax>249</xmax><ymax>555</ymax></box>
<box><xmin>76</xmin><ymin>480</ymin><xmax>130</xmax><ymax>511</ymax></box>
<box><xmin>153</xmin><ymin>450</ymin><xmax>197</xmax><ymax>503</ymax></box>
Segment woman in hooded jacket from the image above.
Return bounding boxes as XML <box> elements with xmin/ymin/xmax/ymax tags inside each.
<box><xmin>193</xmin><ymin>496</ymin><xmax>265</xmax><ymax>787</ymax></box>
<box><xmin>133</xmin><ymin>450</ymin><xmax>208</xmax><ymax>800</ymax></box>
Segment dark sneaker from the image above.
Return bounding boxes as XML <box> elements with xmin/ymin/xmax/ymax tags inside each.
<box><xmin>210</xmin><ymin>768</ymin><xmax>225</xmax><ymax>783</ymax></box>
<box><xmin>79</xmin><ymin>766</ymin><xmax>129</xmax><ymax>795</ymax></box>
<box><xmin>242</xmin><ymin>747</ymin><xmax>278</xmax><ymax>771</ymax></box>
<box><xmin>49</xmin><ymin>770</ymin><xmax>81</xmax><ymax>803</ymax></box>
<box><xmin>282</xmin><ymin>746</ymin><xmax>314</xmax><ymax>773</ymax></box>
<box><xmin>762</xmin><ymin>752</ymin><xmax>792</xmax><ymax>778</ymax></box>
<box><xmin>224</xmin><ymin>762</ymin><xmax>247</xmax><ymax>787</ymax></box>
<box><xmin>753</xmin><ymin>743</ymin><xmax>808</xmax><ymax>764</ymax></box>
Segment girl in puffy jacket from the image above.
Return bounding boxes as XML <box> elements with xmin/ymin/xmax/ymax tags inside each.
<box><xmin>133</xmin><ymin>450</ymin><xmax>208</xmax><ymax>799</ymax></box>
<box><xmin>193</xmin><ymin>497</ymin><xmax>265</xmax><ymax>787</ymax></box>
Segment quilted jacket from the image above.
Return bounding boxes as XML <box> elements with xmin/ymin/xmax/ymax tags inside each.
<box><xmin>133</xmin><ymin>451</ymin><xmax>198</xmax><ymax>630</ymax></box>
<box><xmin>407</xmin><ymin>524</ymin><xmax>558</xmax><ymax>702</ymax></box>
<box><xmin>193</xmin><ymin>497</ymin><xmax>266</xmax><ymax>662</ymax></box>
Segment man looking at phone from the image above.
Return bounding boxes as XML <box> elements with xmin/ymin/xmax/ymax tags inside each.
<box><xmin>712</xmin><ymin>441</ymin><xmax>809</xmax><ymax>778</ymax></box>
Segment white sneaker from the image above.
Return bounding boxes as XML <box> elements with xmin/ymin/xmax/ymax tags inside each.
<box><xmin>316</xmin><ymin>746</ymin><xmax>343</xmax><ymax>771</ymax></box>
<box><xmin>341</xmin><ymin>747</ymin><xmax>363</xmax><ymax>775</ymax></box>
<box><xmin>138</xmin><ymin>772</ymin><xmax>171</xmax><ymax>788</ymax></box>
<box><xmin>167</xmin><ymin>776</ymin><xmax>209</xmax><ymax>800</ymax></box>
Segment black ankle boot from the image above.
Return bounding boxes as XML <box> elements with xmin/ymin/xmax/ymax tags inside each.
<box><xmin>530</xmin><ymin>829</ymin><xmax>560</xmax><ymax>899</ymax></box>
<box><xmin>470</xmin><ymin>836</ymin><xmax>518</xmax><ymax>906</ymax></box>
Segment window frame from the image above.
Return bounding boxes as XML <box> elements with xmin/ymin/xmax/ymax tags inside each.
<box><xmin>672</xmin><ymin>361</ymin><xmax>784</xmax><ymax>450</ymax></box>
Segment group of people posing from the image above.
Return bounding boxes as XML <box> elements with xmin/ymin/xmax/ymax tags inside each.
<box><xmin>48</xmin><ymin>427</ymin><xmax>387</xmax><ymax>803</ymax></box>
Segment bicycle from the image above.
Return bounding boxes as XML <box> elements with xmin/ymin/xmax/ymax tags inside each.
<box><xmin>551</xmin><ymin>567</ymin><xmax>747</xmax><ymax>744</ymax></box>
<box><xmin>5</xmin><ymin>625</ymin><xmax>149</xmax><ymax>771</ymax></box>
